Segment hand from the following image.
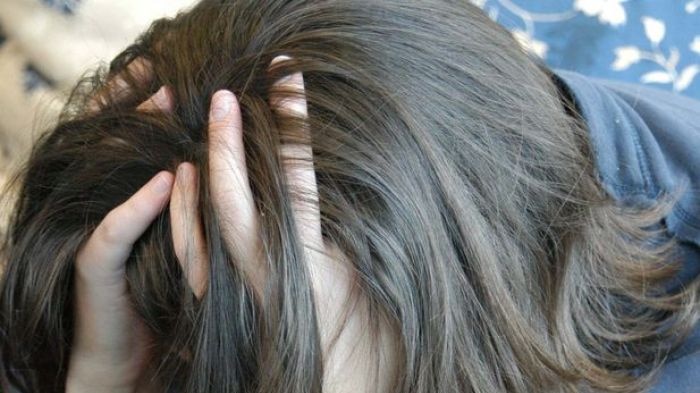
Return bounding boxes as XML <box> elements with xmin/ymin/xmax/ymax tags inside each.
<box><xmin>204</xmin><ymin>55</ymin><xmax>397</xmax><ymax>392</ymax></box>
<box><xmin>66</xmin><ymin>70</ymin><xmax>208</xmax><ymax>392</ymax></box>
<box><xmin>67</xmin><ymin>55</ymin><xmax>396</xmax><ymax>392</ymax></box>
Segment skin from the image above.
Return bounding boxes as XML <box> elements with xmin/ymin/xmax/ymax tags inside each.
<box><xmin>65</xmin><ymin>56</ymin><xmax>395</xmax><ymax>393</ymax></box>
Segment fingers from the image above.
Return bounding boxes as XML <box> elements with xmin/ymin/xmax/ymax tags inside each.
<box><xmin>71</xmin><ymin>172</ymin><xmax>171</xmax><ymax>375</ymax></box>
<box><xmin>136</xmin><ymin>85</ymin><xmax>174</xmax><ymax>113</ymax></box>
<box><xmin>193</xmin><ymin>56</ymin><xmax>321</xmax><ymax>302</ymax></box>
<box><xmin>269</xmin><ymin>55</ymin><xmax>323</xmax><ymax>253</ymax></box>
<box><xmin>268</xmin><ymin>57</ymin><xmax>360</xmax><ymax>365</ymax></box>
<box><xmin>170</xmin><ymin>162</ymin><xmax>209</xmax><ymax>299</ymax></box>
<box><xmin>208</xmin><ymin>90</ymin><xmax>266</xmax><ymax>293</ymax></box>
<box><xmin>76</xmin><ymin>171</ymin><xmax>174</xmax><ymax>283</ymax></box>
<box><xmin>88</xmin><ymin>57</ymin><xmax>153</xmax><ymax>113</ymax></box>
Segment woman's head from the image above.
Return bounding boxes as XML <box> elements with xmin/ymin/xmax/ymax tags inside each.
<box><xmin>1</xmin><ymin>0</ymin><xmax>697</xmax><ymax>392</ymax></box>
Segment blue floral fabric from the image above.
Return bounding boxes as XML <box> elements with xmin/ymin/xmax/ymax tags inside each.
<box><xmin>473</xmin><ymin>0</ymin><xmax>700</xmax><ymax>99</ymax></box>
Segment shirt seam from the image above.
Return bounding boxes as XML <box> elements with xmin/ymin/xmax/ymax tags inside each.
<box><xmin>671</xmin><ymin>205</ymin><xmax>700</xmax><ymax>230</ymax></box>
<box><xmin>605</xmin><ymin>176</ymin><xmax>699</xmax><ymax>216</ymax></box>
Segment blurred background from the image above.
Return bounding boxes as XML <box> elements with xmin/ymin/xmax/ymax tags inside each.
<box><xmin>0</xmin><ymin>0</ymin><xmax>698</xmax><ymax>193</ymax></box>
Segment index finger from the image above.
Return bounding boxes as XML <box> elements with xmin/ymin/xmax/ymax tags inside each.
<box><xmin>87</xmin><ymin>57</ymin><xmax>153</xmax><ymax>113</ymax></box>
<box><xmin>76</xmin><ymin>171</ymin><xmax>175</xmax><ymax>283</ymax></box>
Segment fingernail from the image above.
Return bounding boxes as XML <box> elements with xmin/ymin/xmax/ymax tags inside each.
<box><xmin>153</xmin><ymin>172</ymin><xmax>173</xmax><ymax>194</ymax></box>
<box><xmin>210</xmin><ymin>90</ymin><xmax>234</xmax><ymax>121</ymax></box>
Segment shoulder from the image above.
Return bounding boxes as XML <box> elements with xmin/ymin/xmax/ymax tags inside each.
<box><xmin>551</xmin><ymin>69</ymin><xmax>700</xmax><ymax>391</ymax></box>
<box><xmin>551</xmin><ymin>69</ymin><xmax>700</xmax><ymax>247</ymax></box>
<box><xmin>648</xmin><ymin>323</ymin><xmax>700</xmax><ymax>393</ymax></box>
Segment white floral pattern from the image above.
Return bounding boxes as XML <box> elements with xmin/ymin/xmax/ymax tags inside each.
<box><xmin>471</xmin><ymin>0</ymin><xmax>700</xmax><ymax>96</ymax></box>
<box><xmin>691</xmin><ymin>36</ymin><xmax>700</xmax><ymax>54</ymax></box>
<box><xmin>574</xmin><ymin>0</ymin><xmax>627</xmax><ymax>27</ymax></box>
<box><xmin>610</xmin><ymin>16</ymin><xmax>699</xmax><ymax>92</ymax></box>
<box><xmin>511</xmin><ymin>29</ymin><xmax>549</xmax><ymax>58</ymax></box>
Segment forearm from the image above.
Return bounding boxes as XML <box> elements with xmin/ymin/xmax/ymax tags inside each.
<box><xmin>66</xmin><ymin>351</ymin><xmax>160</xmax><ymax>393</ymax></box>
<box><xmin>65</xmin><ymin>373</ymin><xmax>134</xmax><ymax>393</ymax></box>
<box><xmin>66</xmin><ymin>371</ymin><xmax>160</xmax><ymax>393</ymax></box>
<box><xmin>312</xmin><ymin>243</ymin><xmax>398</xmax><ymax>393</ymax></box>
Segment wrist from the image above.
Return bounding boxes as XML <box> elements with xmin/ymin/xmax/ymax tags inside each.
<box><xmin>65</xmin><ymin>376</ymin><xmax>135</xmax><ymax>393</ymax></box>
<box><xmin>66</xmin><ymin>358</ymin><xmax>137</xmax><ymax>393</ymax></box>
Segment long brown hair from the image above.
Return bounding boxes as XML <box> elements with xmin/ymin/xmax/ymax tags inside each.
<box><xmin>1</xmin><ymin>0</ymin><xmax>698</xmax><ymax>392</ymax></box>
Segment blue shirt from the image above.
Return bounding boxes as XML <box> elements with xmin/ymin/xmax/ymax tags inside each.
<box><xmin>552</xmin><ymin>69</ymin><xmax>700</xmax><ymax>392</ymax></box>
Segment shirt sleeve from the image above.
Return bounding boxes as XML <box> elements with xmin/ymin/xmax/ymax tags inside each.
<box><xmin>553</xmin><ymin>69</ymin><xmax>700</xmax><ymax>287</ymax></box>
<box><xmin>552</xmin><ymin>70</ymin><xmax>700</xmax><ymax>393</ymax></box>
<box><xmin>596</xmin><ymin>78</ymin><xmax>700</xmax><ymax>243</ymax></box>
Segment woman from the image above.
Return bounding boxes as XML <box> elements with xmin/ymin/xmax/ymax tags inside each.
<box><xmin>1</xmin><ymin>0</ymin><xmax>698</xmax><ymax>392</ymax></box>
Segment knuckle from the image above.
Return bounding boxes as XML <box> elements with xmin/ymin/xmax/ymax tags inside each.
<box><xmin>208</xmin><ymin>119</ymin><xmax>239</xmax><ymax>135</ymax></box>
<box><xmin>125</xmin><ymin>194</ymin><xmax>150</xmax><ymax>217</ymax></box>
<box><xmin>97</xmin><ymin>213</ymin><xmax>123</xmax><ymax>245</ymax></box>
